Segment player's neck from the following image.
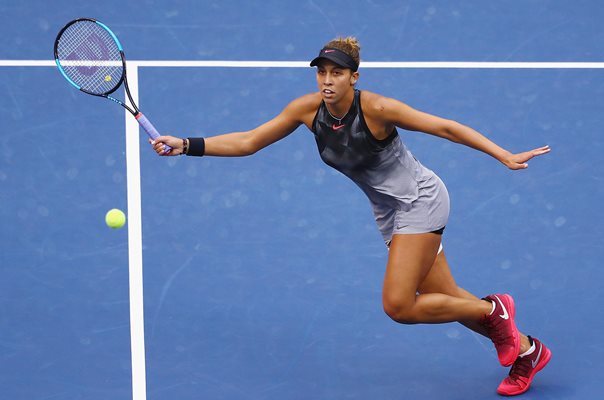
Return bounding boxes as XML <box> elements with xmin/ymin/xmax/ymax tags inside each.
<box><xmin>326</xmin><ymin>90</ymin><xmax>354</xmax><ymax>119</ymax></box>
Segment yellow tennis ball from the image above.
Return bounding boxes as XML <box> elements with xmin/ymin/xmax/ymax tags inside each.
<box><xmin>105</xmin><ymin>75</ymin><xmax>112</xmax><ymax>81</ymax></box>
<box><xmin>105</xmin><ymin>208</ymin><xmax>126</xmax><ymax>229</ymax></box>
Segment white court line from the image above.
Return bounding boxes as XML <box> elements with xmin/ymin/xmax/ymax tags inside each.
<box><xmin>124</xmin><ymin>66</ymin><xmax>147</xmax><ymax>400</ymax></box>
<box><xmin>2</xmin><ymin>59</ymin><xmax>604</xmax><ymax>68</ymax></box>
<box><xmin>132</xmin><ymin>60</ymin><xmax>604</xmax><ymax>69</ymax></box>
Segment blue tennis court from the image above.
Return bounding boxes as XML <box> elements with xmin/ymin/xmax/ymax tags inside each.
<box><xmin>1</xmin><ymin>2</ymin><xmax>603</xmax><ymax>399</ymax></box>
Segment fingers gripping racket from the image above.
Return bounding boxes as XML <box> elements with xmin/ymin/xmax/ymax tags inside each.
<box><xmin>54</xmin><ymin>18</ymin><xmax>171</xmax><ymax>152</ymax></box>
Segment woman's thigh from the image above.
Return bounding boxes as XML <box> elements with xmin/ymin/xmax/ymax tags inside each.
<box><xmin>382</xmin><ymin>232</ymin><xmax>442</xmax><ymax>307</ymax></box>
<box><xmin>418</xmin><ymin>250</ymin><xmax>479</xmax><ymax>302</ymax></box>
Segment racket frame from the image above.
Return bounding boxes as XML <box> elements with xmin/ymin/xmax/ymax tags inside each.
<box><xmin>54</xmin><ymin>18</ymin><xmax>137</xmax><ymax>114</ymax></box>
<box><xmin>54</xmin><ymin>18</ymin><xmax>169</xmax><ymax>151</ymax></box>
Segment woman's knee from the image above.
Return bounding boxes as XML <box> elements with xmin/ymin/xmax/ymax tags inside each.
<box><xmin>382</xmin><ymin>296</ymin><xmax>418</xmax><ymax>324</ymax></box>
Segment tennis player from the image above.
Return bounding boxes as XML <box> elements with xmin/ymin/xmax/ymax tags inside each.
<box><xmin>150</xmin><ymin>37</ymin><xmax>551</xmax><ymax>396</ymax></box>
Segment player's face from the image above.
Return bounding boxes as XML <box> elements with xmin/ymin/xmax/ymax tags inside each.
<box><xmin>316</xmin><ymin>61</ymin><xmax>358</xmax><ymax>104</ymax></box>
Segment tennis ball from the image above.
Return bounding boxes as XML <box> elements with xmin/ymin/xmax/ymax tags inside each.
<box><xmin>105</xmin><ymin>75</ymin><xmax>112</xmax><ymax>82</ymax></box>
<box><xmin>105</xmin><ymin>208</ymin><xmax>126</xmax><ymax>229</ymax></box>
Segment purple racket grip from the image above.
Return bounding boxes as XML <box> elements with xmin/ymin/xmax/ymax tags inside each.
<box><xmin>135</xmin><ymin>113</ymin><xmax>173</xmax><ymax>153</ymax></box>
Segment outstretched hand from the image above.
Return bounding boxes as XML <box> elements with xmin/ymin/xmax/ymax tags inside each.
<box><xmin>149</xmin><ymin>135</ymin><xmax>184</xmax><ymax>156</ymax></box>
<box><xmin>503</xmin><ymin>145</ymin><xmax>551</xmax><ymax>170</ymax></box>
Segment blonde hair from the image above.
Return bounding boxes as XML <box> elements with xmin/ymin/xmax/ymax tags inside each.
<box><xmin>324</xmin><ymin>36</ymin><xmax>361</xmax><ymax>66</ymax></box>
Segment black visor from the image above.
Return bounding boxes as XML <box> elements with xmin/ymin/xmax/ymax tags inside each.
<box><xmin>310</xmin><ymin>47</ymin><xmax>358</xmax><ymax>71</ymax></box>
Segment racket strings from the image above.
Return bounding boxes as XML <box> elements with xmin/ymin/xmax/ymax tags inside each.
<box><xmin>56</xmin><ymin>20</ymin><xmax>123</xmax><ymax>95</ymax></box>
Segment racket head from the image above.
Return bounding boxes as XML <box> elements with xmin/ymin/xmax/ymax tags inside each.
<box><xmin>54</xmin><ymin>18</ymin><xmax>125</xmax><ymax>96</ymax></box>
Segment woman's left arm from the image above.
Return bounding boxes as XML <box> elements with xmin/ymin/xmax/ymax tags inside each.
<box><xmin>374</xmin><ymin>95</ymin><xmax>550</xmax><ymax>170</ymax></box>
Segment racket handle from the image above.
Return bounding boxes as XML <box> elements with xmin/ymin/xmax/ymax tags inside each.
<box><xmin>135</xmin><ymin>113</ymin><xmax>173</xmax><ymax>153</ymax></box>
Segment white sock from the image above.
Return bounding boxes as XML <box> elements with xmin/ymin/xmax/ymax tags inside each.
<box><xmin>519</xmin><ymin>342</ymin><xmax>536</xmax><ymax>357</ymax></box>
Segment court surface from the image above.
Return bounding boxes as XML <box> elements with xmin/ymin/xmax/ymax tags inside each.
<box><xmin>1</xmin><ymin>1</ymin><xmax>603</xmax><ymax>399</ymax></box>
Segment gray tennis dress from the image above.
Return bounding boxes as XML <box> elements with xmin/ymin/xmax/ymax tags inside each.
<box><xmin>311</xmin><ymin>90</ymin><xmax>450</xmax><ymax>244</ymax></box>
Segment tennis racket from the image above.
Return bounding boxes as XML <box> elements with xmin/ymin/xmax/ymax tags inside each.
<box><xmin>54</xmin><ymin>17</ymin><xmax>171</xmax><ymax>152</ymax></box>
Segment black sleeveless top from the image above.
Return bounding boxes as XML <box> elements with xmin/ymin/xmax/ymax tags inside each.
<box><xmin>311</xmin><ymin>90</ymin><xmax>397</xmax><ymax>175</ymax></box>
<box><xmin>310</xmin><ymin>89</ymin><xmax>436</xmax><ymax>212</ymax></box>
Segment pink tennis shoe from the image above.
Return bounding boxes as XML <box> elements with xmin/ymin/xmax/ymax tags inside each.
<box><xmin>497</xmin><ymin>336</ymin><xmax>552</xmax><ymax>396</ymax></box>
<box><xmin>481</xmin><ymin>294</ymin><xmax>521</xmax><ymax>367</ymax></box>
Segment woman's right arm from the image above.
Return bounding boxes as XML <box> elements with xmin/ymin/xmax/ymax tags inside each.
<box><xmin>151</xmin><ymin>94</ymin><xmax>319</xmax><ymax>157</ymax></box>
